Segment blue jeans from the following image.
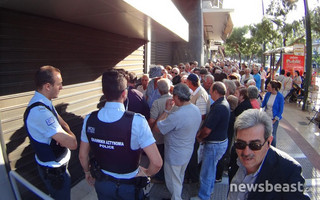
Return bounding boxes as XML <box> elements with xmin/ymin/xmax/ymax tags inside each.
<box><xmin>272</xmin><ymin>120</ymin><xmax>279</xmax><ymax>147</ymax></box>
<box><xmin>198</xmin><ymin>140</ymin><xmax>228</xmax><ymax>200</ymax></box>
<box><xmin>37</xmin><ymin>165</ymin><xmax>71</xmax><ymax>200</ymax></box>
<box><xmin>95</xmin><ymin>179</ymin><xmax>143</xmax><ymax>200</ymax></box>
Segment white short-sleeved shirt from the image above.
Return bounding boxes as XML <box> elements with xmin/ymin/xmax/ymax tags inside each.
<box><xmin>81</xmin><ymin>102</ymin><xmax>155</xmax><ymax>179</ymax></box>
<box><xmin>191</xmin><ymin>87</ymin><xmax>208</xmax><ymax>115</ymax></box>
<box><xmin>26</xmin><ymin>91</ymin><xmax>70</xmax><ymax>167</ymax></box>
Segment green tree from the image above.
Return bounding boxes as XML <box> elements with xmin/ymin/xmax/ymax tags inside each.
<box><xmin>249</xmin><ymin>18</ymin><xmax>280</xmax><ymax>62</ymax></box>
<box><xmin>310</xmin><ymin>6</ymin><xmax>320</xmax><ymax>38</ymax></box>
<box><xmin>244</xmin><ymin>37</ymin><xmax>262</xmax><ymax>65</ymax></box>
<box><xmin>266</xmin><ymin>0</ymin><xmax>299</xmax><ymax>46</ymax></box>
<box><xmin>225</xmin><ymin>26</ymin><xmax>249</xmax><ymax>64</ymax></box>
<box><xmin>311</xmin><ymin>6</ymin><xmax>320</xmax><ymax>68</ymax></box>
<box><xmin>313</xmin><ymin>51</ymin><xmax>320</xmax><ymax>67</ymax></box>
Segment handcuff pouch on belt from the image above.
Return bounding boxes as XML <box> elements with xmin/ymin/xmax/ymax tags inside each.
<box><xmin>41</xmin><ymin>165</ymin><xmax>66</xmax><ymax>190</ymax></box>
<box><xmin>89</xmin><ymin>158</ymin><xmax>104</xmax><ymax>181</ymax></box>
<box><xmin>134</xmin><ymin>176</ymin><xmax>150</xmax><ymax>188</ymax></box>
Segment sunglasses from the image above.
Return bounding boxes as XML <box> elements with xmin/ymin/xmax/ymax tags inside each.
<box><xmin>234</xmin><ymin>139</ymin><xmax>267</xmax><ymax>151</ymax></box>
<box><xmin>171</xmin><ymin>72</ymin><xmax>178</xmax><ymax>75</ymax></box>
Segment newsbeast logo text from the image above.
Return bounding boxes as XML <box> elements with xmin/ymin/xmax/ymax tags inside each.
<box><xmin>229</xmin><ymin>180</ymin><xmax>307</xmax><ymax>193</ymax></box>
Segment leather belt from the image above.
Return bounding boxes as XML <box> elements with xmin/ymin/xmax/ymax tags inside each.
<box><xmin>39</xmin><ymin>164</ymin><xmax>67</xmax><ymax>175</ymax></box>
<box><xmin>205</xmin><ymin>139</ymin><xmax>227</xmax><ymax>144</ymax></box>
<box><xmin>102</xmin><ymin>173</ymin><xmax>137</xmax><ymax>185</ymax></box>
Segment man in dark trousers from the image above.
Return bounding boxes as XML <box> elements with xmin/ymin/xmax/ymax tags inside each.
<box><xmin>79</xmin><ymin>70</ymin><xmax>162</xmax><ymax>200</ymax></box>
<box><xmin>228</xmin><ymin>109</ymin><xmax>310</xmax><ymax>200</ymax></box>
<box><xmin>24</xmin><ymin>65</ymin><xmax>77</xmax><ymax>200</ymax></box>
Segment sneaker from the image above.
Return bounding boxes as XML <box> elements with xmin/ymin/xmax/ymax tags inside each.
<box><xmin>215</xmin><ymin>178</ymin><xmax>222</xmax><ymax>183</ymax></box>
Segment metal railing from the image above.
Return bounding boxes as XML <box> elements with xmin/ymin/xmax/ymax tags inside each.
<box><xmin>9</xmin><ymin>171</ymin><xmax>53</xmax><ymax>200</ymax></box>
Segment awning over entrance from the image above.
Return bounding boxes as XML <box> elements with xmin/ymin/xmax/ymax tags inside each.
<box><xmin>264</xmin><ymin>46</ymin><xmax>294</xmax><ymax>56</ymax></box>
<box><xmin>0</xmin><ymin>0</ymin><xmax>188</xmax><ymax>42</ymax></box>
<box><xmin>203</xmin><ymin>8</ymin><xmax>234</xmax><ymax>43</ymax></box>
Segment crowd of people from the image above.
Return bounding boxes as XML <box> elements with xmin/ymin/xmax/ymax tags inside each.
<box><xmin>24</xmin><ymin>62</ymin><xmax>310</xmax><ymax>200</ymax></box>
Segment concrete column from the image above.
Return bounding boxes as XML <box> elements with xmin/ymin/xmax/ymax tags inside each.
<box><xmin>172</xmin><ymin>0</ymin><xmax>203</xmax><ymax>66</ymax></box>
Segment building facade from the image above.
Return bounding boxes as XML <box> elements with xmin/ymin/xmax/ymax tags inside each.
<box><xmin>0</xmin><ymin>0</ymin><xmax>232</xmax><ymax>198</ymax></box>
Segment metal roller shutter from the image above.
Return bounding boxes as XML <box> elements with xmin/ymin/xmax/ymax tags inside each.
<box><xmin>151</xmin><ymin>42</ymin><xmax>173</xmax><ymax>66</ymax></box>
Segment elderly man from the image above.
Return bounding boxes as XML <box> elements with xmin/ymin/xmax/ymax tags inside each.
<box><xmin>153</xmin><ymin>83</ymin><xmax>201</xmax><ymax>200</ymax></box>
<box><xmin>223</xmin><ymin>79</ymin><xmax>237</xmax><ymax>97</ymax></box>
<box><xmin>148</xmin><ymin>78</ymin><xmax>172</xmax><ymax>183</ymax></box>
<box><xmin>124</xmin><ymin>71</ymin><xmax>150</xmax><ymax>120</ymax></box>
<box><xmin>187</xmin><ymin>74</ymin><xmax>211</xmax><ymax>120</ymax></box>
<box><xmin>241</xmin><ymin>68</ymin><xmax>253</xmax><ymax>86</ymax></box>
<box><xmin>171</xmin><ymin>67</ymin><xmax>181</xmax><ymax>85</ymax></box>
<box><xmin>185</xmin><ymin>73</ymin><xmax>211</xmax><ymax>183</ymax></box>
<box><xmin>202</xmin><ymin>74</ymin><xmax>215</xmax><ymax>94</ymax></box>
<box><xmin>228</xmin><ymin>109</ymin><xmax>310</xmax><ymax>200</ymax></box>
<box><xmin>146</xmin><ymin>65</ymin><xmax>165</xmax><ymax>108</ymax></box>
<box><xmin>192</xmin><ymin>82</ymin><xmax>230</xmax><ymax>200</ymax></box>
<box><xmin>137</xmin><ymin>74</ymin><xmax>149</xmax><ymax>97</ymax></box>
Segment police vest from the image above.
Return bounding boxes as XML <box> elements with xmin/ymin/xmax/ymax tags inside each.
<box><xmin>24</xmin><ymin>102</ymin><xmax>68</xmax><ymax>162</ymax></box>
<box><xmin>86</xmin><ymin>111</ymin><xmax>141</xmax><ymax>174</ymax></box>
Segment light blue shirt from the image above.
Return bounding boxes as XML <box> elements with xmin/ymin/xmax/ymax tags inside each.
<box><xmin>81</xmin><ymin>102</ymin><xmax>155</xmax><ymax>179</ymax></box>
<box><xmin>253</xmin><ymin>73</ymin><xmax>261</xmax><ymax>90</ymax></box>
<box><xmin>26</xmin><ymin>91</ymin><xmax>70</xmax><ymax>167</ymax></box>
<box><xmin>228</xmin><ymin>156</ymin><xmax>266</xmax><ymax>200</ymax></box>
<box><xmin>157</xmin><ymin>103</ymin><xmax>201</xmax><ymax>165</ymax></box>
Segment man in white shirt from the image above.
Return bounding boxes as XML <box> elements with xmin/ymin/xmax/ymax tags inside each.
<box><xmin>185</xmin><ymin>73</ymin><xmax>211</xmax><ymax>183</ymax></box>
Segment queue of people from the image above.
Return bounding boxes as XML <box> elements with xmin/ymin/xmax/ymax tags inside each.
<box><xmin>24</xmin><ymin>62</ymin><xmax>310</xmax><ymax>200</ymax></box>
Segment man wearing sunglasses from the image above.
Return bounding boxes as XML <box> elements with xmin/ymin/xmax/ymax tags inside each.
<box><xmin>228</xmin><ymin>109</ymin><xmax>309</xmax><ymax>200</ymax></box>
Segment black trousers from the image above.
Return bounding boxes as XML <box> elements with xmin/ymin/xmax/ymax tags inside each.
<box><xmin>185</xmin><ymin>140</ymin><xmax>200</xmax><ymax>182</ymax></box>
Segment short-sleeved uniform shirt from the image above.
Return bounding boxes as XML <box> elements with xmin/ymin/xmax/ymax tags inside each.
<box><xmin>81</xmin><ymin>102</ymin><xmax>155</xmax><ymax>179</ymax></box>
<box><xmin>26</xmin><ymin>91</ymin><xmax>70</xmax><ymax>167</ymax></box>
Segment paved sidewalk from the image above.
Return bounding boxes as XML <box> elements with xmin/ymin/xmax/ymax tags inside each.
<box><xmin>71</xmin><ymin>103</ymin><xmax>320</xmax><ymax>200</ymax></box>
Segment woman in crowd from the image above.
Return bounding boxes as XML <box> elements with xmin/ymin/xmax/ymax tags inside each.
<box><xmin>240</xmin><ymin>68</ymin><xmax>253</xmax><ymax>85</ymax></box>
<box><xmin>234</xmin><ymin>87</ymin><xmax>252</xmax><ymax>117</ymax></box>
<box><xmin>261</xmin><ymin>80</ymin><xmax>284</xmax><ymax>147</ymax></box>
<box><xmin>293</xmin><ymin>70</ymin><xmax>302</xmax><ymax>89</ymax></box>
<box><xmin>281</xmin><ymin>71</ymin><xmax>293</xmax><ymax>98</ymax></box>
<box><xmin>248</xmin><ymin>85</ymin><xmax>260</xmax><ymax>109</ymax></box>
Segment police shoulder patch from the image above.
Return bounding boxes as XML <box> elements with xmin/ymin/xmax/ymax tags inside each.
<box><xmin>87</xmin><ymin>126</ymin><xmax>95</xmax><ymax>134</ymax></box>
<box><xmin>45</xmin><ymin>117</ymin><xmax>55</xmax><ymax>126</ymax></box>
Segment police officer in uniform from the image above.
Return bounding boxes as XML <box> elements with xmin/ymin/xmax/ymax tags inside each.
<box><xmin>24</xmin><ymin>65</ymin><xmax>77</xmax><ymax>200</ymax></box>
<box><xmin>79</xmin><ymin>70</ymin><xmax>162</xmax><ymax>200</ymax></box>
